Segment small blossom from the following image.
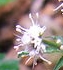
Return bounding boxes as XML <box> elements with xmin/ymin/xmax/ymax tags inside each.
<box><xmin>60</xmin><ymin>45</ymin><xmax>63</xmax><ymax>50</ymax></box>
<box><xmin>56</xmin><ymin>39</ymin><xmax>61</xmax><ymax>43</ymax></box>
<box><xmin>14</xmin><ymin>13</ymin><xmax>51</xmax><ymax>67</ymax></box>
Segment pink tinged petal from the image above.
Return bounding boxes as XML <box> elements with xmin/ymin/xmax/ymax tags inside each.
<box><xmin>14</xmin><ymin>44</ymin><xmax>24</xmax><ymax>51</ymax></box>
<box><xmin>16</xmin><ymin>25</ymin><xmax>27</xmax><ymax>32</ymax></box>
<box><xmin>14</xmin><ymin>43</ymin><xmax>24</xmax><ymax>51</ymax></box>
<box><xmin>14</xmin><ymin>33</ymin><xmax>21</xmax><ymax>38</ymax></box>
<box><xmin>14</xmin><ymin>46</ymin><xmax>19</xmax><ymax>51</ymax></box>
<box><xmin>16</xmin><ymin>28</ymin><xmax>21</xmax><ymax>33</ymax></box>
<box><xmin>29</xmin><ymin>13</ymin><xmax>35</xmax><ymax>25</ymax></box>
<box><xmin>16</xmin><ymin>25</ymin><xmax>21</xmax><ymax>28</ymax></box>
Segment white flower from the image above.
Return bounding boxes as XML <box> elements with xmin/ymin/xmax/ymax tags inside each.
<box><xmin>27</xmin><ymin>25</ymin><xmax>46</xmax><ymax>38</ymax></box>
<box><xmin>14</xmin><ymin>13</ymin><xmax>51</xmax><ymax>67</ymax></box>
<box><xmin>60</xmin><ymin>45</ymin><xmax>63</xmax><ymax>50</ymax></box>
<box><xmin>28</xmin><ymin>25</ymin><xmax>40</xmax><ymax>38</ymax></box>
<box><xmin>56</xmin><ymin>39</ymin><xmax>61</xmax><ymax>43</ymax></box>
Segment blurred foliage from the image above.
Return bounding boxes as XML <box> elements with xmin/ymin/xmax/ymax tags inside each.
<box><xmin>0</xmin><ymin>0</ymin><xmax>15</xmax><ymax>6</ymax></box>
<box><xmin>43</xmin><ymin>36</ymin><xmax>63</xmax><ymax>70</ymax></box>
<box><xmin>43</xmin><ymin>40</ymin><xmax>61</xmax><ymax>48</ymax></box>
<box><xmin>46</xmin><ymin>36</ymin><xmax>63</xmax><ymax>44</ymax></box>
<box><xmin>42</xmin><ymin>36</ymin><xmax>63</xmax><ymax>53</ymax></box>
<box><xmin>0</xmin><ymin>60</ymin><xmax>19</xmax><ymax>70</ymax></box>
<box><xmin>0</xmin><ymin>53</ymin><xmax>19</xmax><ymax>70</ymax></box>
<box><xmin>0</xmin><ymin>53</ymin><xmax>5</xmax><ymax>61</ymax></box>
<box><xmin>42</xmin><ymin>40</ymin><xmax>63</xmax><ymax>53</ymax></box>
<box><xmin>53</xmin><ymin>56</ymin><xmax>63</xmax><ymax>70</ymax></box>
<box><xmin>46</xmin><ymin>46</ymin><xmax>61</xmax><ymax>53</ymax></box>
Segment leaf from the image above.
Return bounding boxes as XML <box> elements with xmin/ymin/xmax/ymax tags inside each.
<box><xmin>0</xmin><ymin>0</ymin><xmax>15</xmax><ymax>6</ymax></box>
<box><xmin>42</xmin><ymin>39</ymin><xmax>61</xmax><ymax>48</ymax></box>
<box><xmin>46</xmin><ymin>45</ymin><xmax>63</xmax><ymax>53</ymax></box>
<box><xmin>46</xmin><ymin>36</ymin><xmax>63</xmax><ymax>44</ymax></box>
<box><xmin>46</xmin><ymin>46</ymin><xmax>60</xmax><ymax>53</ymax></box>
<box><xmin>53</xmin><ymin>56</ymin><xmax>63</xmax><ymax>70</ymax></box>
<box><xmin>18</xmin><ymin>51</ymin><xmax>29</xmax><ymax>58</ymax></box>
<box><xmin>0</xmin><ymin>60</ymin><xmax>19</xmax><ymax>70</ymax></box>
<box><xmin>42</xmin><ymin>39</ymin><xmax>63</xmax><ymax>53</ymax></box>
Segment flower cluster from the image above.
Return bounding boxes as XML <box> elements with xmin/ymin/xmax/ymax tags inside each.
<box><xmin>14</xmin><ymin>13</ymin><xmax>52</xmax><ymax>67</ymax></box>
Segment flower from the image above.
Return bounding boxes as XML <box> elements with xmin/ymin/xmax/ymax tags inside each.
<box><xmin>56</xmin><ymin>39</ymin><xmax>61</xmax><ymax>43</ymax></box>
<box><xmin>14</xmin><ymin>13</ymin><xmax>52</xmax><ymax>67</ymax></box>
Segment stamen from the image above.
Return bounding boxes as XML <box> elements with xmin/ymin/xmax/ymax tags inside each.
<box><xmin>36</xmin><ymin>12</ymin><xmax>39</xmax><ymax>18</ymax></box>
<box><xmin>14</xmin><ymin>46</ymin><xmax>19</xmax><ymax>51</ymax></box>
<box><xmin>29</xmin><ymin>13</ymin><xmax>35</xmax><ymax>25</ymax></box>
<box><xmin>39</xmin><ymin>55</ymin><xmax>52</xmax><ymax>65</ymax></box>
<box><xmin>25</xmin><ymin>56</ymin><xmax>34</xmax><ymax>65</ymax></box>
<box><xmin>16</xmin><ymin>28</ymin><xmax>21</xmax><ymax>33</ymax></box>
<box><xmin>14</xmin><ymin>33</ymin><xmax>21</xmax><ymax>38</ymax></box>
<box><xmin>36</xmin><ymin>12</ymin><xmax>39</xmax><ymax>24</ymax></box>
<box><xmin>16</xmin><ymin>43</ymin><xmax>24</xmax><ymax>47</ymax></box>
<box><xmin>16</xmin><ymin>25</ymin><xmax>27</xmax><ymax>32</ymax></box>
<box><xmin>54</xmin><ymin>3</ymin><xmax>63</xmax><ymax>11</ymax></box>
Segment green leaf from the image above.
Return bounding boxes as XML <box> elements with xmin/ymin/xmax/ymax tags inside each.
<box><xmin>42</xmin><ymin>39</ymin><xmax>63</xmax><ymax>53</ymax></box>
<box><xmin>0</xmin><ymin>0</ymin><xmax>15</xmax><ymax>6</ymax></box>
<box><xmin>0</xmin><ymin>53</ymin><xmax>5</xmax><ymax>61</ymax></box>
<box><xmin>53</xmin><ymin>56</ymin><xmax>63</xmax><ymax>70</ymax></box>
<box><xmin>46</xmin><ymin>46</ymin><xmax>60</xmax><ymax>53</ymax></box>
<box><xmin>46</xmin><ymin>36</ymin><xmax>63</xmax><ymax>44</ymax></box>
<box><xmin>0</xmin><ymin>60</ymin><xmax>19</xmax><ymax>70</ymax></box>
<box><xmin>42</xmin><ymin>40</ymin><xmax>61</xmax><ymax>48</ymax></box>
<box><xmin>18</xmin><ymin>51</ymin><xmax>29</xmax><ymax>58</ymax></box>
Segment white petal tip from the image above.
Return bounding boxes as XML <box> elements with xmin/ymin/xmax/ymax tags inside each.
<box><xmin>48</xmin><ymin>61</ymin><xmax>52</xmax><ymax>65</ymax></box>
<box><xmin>16</xmin><ymin>28</ymin><xmax>21</xmax><ymax>32</ymax></box>
<box><xmin>16</xmin><ymin>25</ymin><xmax>21</xmax><ymax>28</ymax></box>
<box><xmin>14</xmin><ymin>46</ymin><xmax>19</xmax><ymax>51</ymax></box>
<box><xmin>60</xmin><ymin>45</ymin><xmax>63</xmax><ymax>50</ymax></box>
